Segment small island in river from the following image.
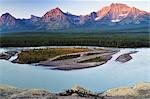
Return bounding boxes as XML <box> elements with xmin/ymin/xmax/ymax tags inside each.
<box><xmin>115</xmin><ymin>51</ymin><xmax>138</xmax><ymax>63</ymax></box>
<box><xmin>0</xmin><ymin>47</ymin><xmax>120</xmax><ymax>70</ymax></box>
<box><xmin>0</xmin><ymin>47</ymin><xmax>138</xmax><ymax>70</ymax></box>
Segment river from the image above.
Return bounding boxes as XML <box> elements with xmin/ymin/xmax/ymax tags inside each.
<box><xmin>0</xmin><ymin>47</ymin><xmax>150</xmax><ymax>93</ymax></box>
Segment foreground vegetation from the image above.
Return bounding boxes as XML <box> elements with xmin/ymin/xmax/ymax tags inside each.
<box><xmin>17</xmin><ymin>48</ymin><xmax>89</xmax><ymax>64</ymax></box>
<box><xmin>0</xmin><ymin>32</ymin><xmax>149</xmax><ymax>48</ymax></box>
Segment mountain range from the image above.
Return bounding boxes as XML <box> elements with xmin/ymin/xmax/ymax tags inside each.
<box><xmin>0</xmin><ymin>3</ymin><xmax>149</xmax><ymax>33</ymax></box>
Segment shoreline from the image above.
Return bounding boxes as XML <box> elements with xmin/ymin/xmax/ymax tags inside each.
<box><xmin>1</xmin><ymin>82</ymin><xmax>150</xmax><ymax>99</ymax></box>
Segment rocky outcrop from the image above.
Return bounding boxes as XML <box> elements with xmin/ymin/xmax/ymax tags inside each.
<box><xmin>0</xmin><ymin>82</ymin><xmax>150</xmax><ymax>99</ymax></box>
<box><xmin>102</xmin><ymin>82</ymin><xmax>150</xmax><ymax>99</ymax></box>
<box><xmin>10</xmin><ymin>89</ymin><xmax>57</xmax><ymax>99</ymax></box>
<box><xmin>59</xmin><ymin>85</ymin><xmax>98</xmax><ymax>98</ymax></box>
<box><xmin>0</xmin><ymin>85</ymin><xmax>57</xmax><ymax>99</ymax></box>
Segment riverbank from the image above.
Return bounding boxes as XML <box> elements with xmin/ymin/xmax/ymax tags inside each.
<box><xmin>0</xmin><ymin>82</ymin><xmax>150</xmax><ymax>99</ymax></box>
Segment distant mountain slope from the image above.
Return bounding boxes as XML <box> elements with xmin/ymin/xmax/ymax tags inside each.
<box><xmin>0</xmin><ymin>3</ymin><xmax>149</xmax><ymax>33</ymax></box>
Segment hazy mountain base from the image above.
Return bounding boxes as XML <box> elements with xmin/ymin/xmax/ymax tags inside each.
<box><xmin>0</xmin><ymin>82</ymin><xmax>150</xmax><ymax>99</ymax></box>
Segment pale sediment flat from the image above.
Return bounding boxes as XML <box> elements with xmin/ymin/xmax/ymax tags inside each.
<box><xmin>38</xmin><ymin>50</ymin><xmax>117</xmax><ymax>70</ymax></box>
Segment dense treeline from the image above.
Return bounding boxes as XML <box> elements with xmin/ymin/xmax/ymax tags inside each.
<box><xmin>0</xmin><ymin>32</ymin><xmax>149</xmax><ymax>48</ymax></box>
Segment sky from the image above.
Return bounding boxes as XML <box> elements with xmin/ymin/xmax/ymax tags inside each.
<box><xmin>0</xmin><ymin>0</ymin><xmax>149</xmax><ymax>19</ymax></box>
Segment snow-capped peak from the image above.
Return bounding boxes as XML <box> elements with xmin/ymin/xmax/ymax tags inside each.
<box><xmin>111</xmin><ymin>19</ymin><xmax>121</xmax><ymax>22</ymax></box>
<box><xmin>95</xmin><ymin>16</ymin><xmax>101</xmax><ymax>21</ymax></box>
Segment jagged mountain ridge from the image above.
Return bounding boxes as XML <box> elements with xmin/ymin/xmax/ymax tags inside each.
<box><xmin>0</xmin><ymin>3</ymin><xmax>149</xmax><ymax>32</ymax></box>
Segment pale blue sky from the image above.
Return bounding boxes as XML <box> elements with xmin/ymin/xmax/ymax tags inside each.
<box><xmin>0</xmin><ymin>0</ymin><xmax>149</xmax><ymax>19</ymax></box>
